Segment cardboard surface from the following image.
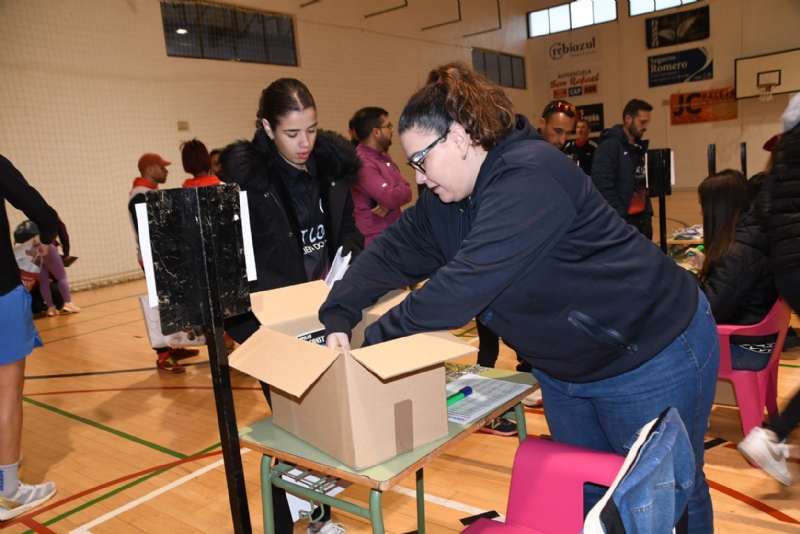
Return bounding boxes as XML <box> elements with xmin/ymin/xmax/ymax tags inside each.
<box><xmin>229</xmin><ymin>281</ymin><xmax>478</xmax><ymax>470</ymax></box>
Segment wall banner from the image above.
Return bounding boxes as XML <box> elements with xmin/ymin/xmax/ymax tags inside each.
<box><xmin>648</xmin><ymin>47</ymin><xmax>713</xmax><ymax>87</ymax></box>
<box><xmin>575</xmin><ymin>103</ymin><xmax>605</xmax><ymax>133</ymax></box>
<box><xmin>545</xmin><ymin>34</ymin><xmax>600</xmax><ymax>68</ymax></box>
<box><xmin>669</xmin><ymin>87</ymin><xmax>738</xmax><ymax>125</ymax></box>
<box><xmin>550</xmin><ymin>67</ymin><xmax>601</xmax><ymax>100</ymax></box>
<box><xmin>646</xmin><ymin>5</ymin><xmax>710</xmax><ymax>50</ymax></box>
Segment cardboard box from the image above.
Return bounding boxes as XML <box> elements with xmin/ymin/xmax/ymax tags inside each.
<box><xmin>229</xmin><ymin>281</ymin><xmax>477</xmax><ymax>470</ymax></box>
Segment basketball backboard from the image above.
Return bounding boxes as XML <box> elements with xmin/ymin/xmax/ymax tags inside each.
<box><xmin>735</xmin><ymin>47</ymin><xmax>800</xmax><ymax>100</ymax></box>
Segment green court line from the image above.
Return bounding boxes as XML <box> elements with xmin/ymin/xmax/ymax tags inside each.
<box><xmin>23</xmin><ymin>397</ymin><xmax>187</xmax><ymax>459</ymax></box>
<box><xmin>455</xmin><ymin>325</ymin><xmax>477</xmax><ymax>337</ymax></box>
<box><xmin>22</xmin><ymin>443</ymin><xmax>223</xmax><ymax>533</ymax></box>
<box><xmin>780</xmin><ymin>363</ymin><xmax>800</xmax><ymax>368</ymax></box>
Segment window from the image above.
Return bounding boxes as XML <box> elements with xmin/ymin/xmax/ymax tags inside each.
<box><xmin>160</xmin><ymin>1</ymin><xmax>297</xmax><ymax>66</ymax></box>
<box><xmin>629</xmin><ymin>0</ymin><xmax>698</xmax><ymax>17</ymax></box>
<box><xmin>472</xmin><ymin>49</ymin><xmax>526</xmax><ymax>89</ymax></box>
<box><xmin>528</xmin><ymin>0</ymin><xmax>617</xmax><ymax>38</ymax></box>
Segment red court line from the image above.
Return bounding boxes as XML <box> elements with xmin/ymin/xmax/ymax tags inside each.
<box><xmin>25</xmin><ymin>386</ymin><xmax>263</xmax><ymax>397</ymax></box>
<box><xmin>723</xmin><ymin>442</ymin><xmax>800</xmax><ymax>464</ymax></box>
<box><xmin>20</xmin><ymin>517</ymin><xmax>58</xmax><ymax>534</ymax></box>
<box><xmin>0</xmin><ymin>450</ymin><xmax>223</xmax><ymax>529</ymax></box>
<box><xmin>707</xmin><ymin>479</ymin><xmax>800</xmax><ymax>524</ymax></box>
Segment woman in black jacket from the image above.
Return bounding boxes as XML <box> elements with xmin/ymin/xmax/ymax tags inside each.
<box><xmin>221</xmin><ymin>78</ymin><xmax>363</xmax><ymax>534</ymax></box>
<box><xmin>686</xmin><ymin>169</ymin><xmax>778</xmax><ymax>370</ymax></box>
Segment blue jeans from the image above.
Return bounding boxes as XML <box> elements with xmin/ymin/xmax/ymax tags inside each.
<box><xmin>533</xmin><ymin>291</ymin><xmax>719</xmax><ymax>533</ymax></box>
<box><xmin>730</xmin><ymin>343</ymin><xmax>770</xmax><ymax>371</ymax></box>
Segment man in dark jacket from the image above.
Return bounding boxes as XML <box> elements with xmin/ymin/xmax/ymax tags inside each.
<box><xmin>0</xmin><ymin>155</ymin><xmax>59</xmax><ymax>520</ymax></box>
<box><xmin>592</xmin><ymin>99</ymin><xmax>653</xmax><ymax>239</ymax></box>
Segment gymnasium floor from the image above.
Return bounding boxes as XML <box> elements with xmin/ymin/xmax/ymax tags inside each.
<box><xmin>3</xmin><ymin>190</ymin><xmax>800</xmax><ymax>533</ymax></box>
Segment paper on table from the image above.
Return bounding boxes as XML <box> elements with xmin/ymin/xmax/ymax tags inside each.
<box><xmin>324</xmin><ymin>246</ymin><xmax>351</xmax><ymax>288</ymax></box>
<box><xmin>446</xmin><ymin>373</ymin><xmax>532</xmax><ymax>424</ymax></box>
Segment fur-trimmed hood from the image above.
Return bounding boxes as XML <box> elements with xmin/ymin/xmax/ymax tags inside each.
<box><xmin>220</xmin><ymin>127</ymin><xmax>361</xmax><ymax>196</ymax></box>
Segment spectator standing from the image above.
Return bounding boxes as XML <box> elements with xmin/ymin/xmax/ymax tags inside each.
<box><xmin>181</xmin><ymin>139</ymin><xmax>221</xmax><ymax>187</ymax></box>
<box><xmin>537</xmin><ymin>100</ymin><xmax>576</xmax><ymax>151</ymax></box>
<box><xmin>0</xmin><ymin>155</ymin><xmax>58</xmax><ymax>521</ymax></box>
<box><xmin>564</xmin><ymin>118</ymin><xmax>598</xmax><ymax>176</ymax></box>
<box><xmin>351</xmin><ymin>107</ymin><xmax>412</xmax><ymax>246</ymax></box>
<box><xmin>592</xmin><ymin>99</ymin><xmax>654</xmax><ymax>239</ymax></box>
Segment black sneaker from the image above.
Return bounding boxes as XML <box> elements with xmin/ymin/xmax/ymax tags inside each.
<box><xmin>478</xmin><ymin>417</ymin><xmax>518</xmax><ymax>436</ymax></box>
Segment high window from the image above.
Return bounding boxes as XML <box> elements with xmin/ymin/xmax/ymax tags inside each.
<box><xmin>527</xmin><ymin>0</ymin><xmax>617</xmax><ymax>38</ymax></box>
<box><xmin>629</xmin><ymin>0</ymin><xmax>698</xmax><ymax>17</ymax></box>
<box><xmin>160</xmin><ymin>1</ymin><xmax>297</xmax><ymax>66</ymax></box>
<box><xmin>472</xmin><ymin>49</ymin><xmax>526</xmax><ymax>89</ymax></box>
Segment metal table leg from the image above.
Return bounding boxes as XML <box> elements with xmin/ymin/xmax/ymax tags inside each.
<box><xmin>369</xmin><ymin>489</ymin><xmax>385</xmax><ymax>534</ymax></box>
<box><xmin>416</xmin><ymin>468</ymin><xmax>425</xmax><ymax>534</ymax></box>
<box><xmin>261</xmin><ymin>455</ymin><xmax>275</xmax><ymax>534</ymax></box>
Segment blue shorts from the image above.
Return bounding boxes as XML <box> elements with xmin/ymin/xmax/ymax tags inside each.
<box><xmin>0</xmin><ymin>285</ymin><xmax>42</xmax><ymax>365</ymax></box>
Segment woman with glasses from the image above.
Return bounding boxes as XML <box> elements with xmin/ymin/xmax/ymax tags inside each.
<box><xmin>221</xmin><ymin>77</ymin><xmax>363</xmax><ymax>534</ymax></box>
<box><xmin>319</xmin><ymin>63</ymin><xmax>717</xmax><ymax>533</ymax></box>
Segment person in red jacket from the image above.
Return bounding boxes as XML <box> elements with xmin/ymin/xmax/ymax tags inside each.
<box><xmin>180</xmin><ymin>139</ymin><xmax>221</xmax><ymax>188</ymax></box>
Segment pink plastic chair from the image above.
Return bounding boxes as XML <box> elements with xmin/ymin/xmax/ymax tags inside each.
<box><xmin>717</xmin><ymin>298</ymin><xmax>792</xmax><ymax>437</ymax></box>
<box><xmin>462</xmin><ymin>437</ymin><xmax>624</xmax><ymax>534</ymax></box>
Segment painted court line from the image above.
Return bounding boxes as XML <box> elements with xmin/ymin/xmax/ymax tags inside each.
<box><xmin>69</xmin><ymin>448</ymin><xmax>251</xmax><ymax>533</ymax></box>
<box><xmin>389</xmin><ymin>485</ymin><xmax>506</xmax><ymax>522</ymax></box>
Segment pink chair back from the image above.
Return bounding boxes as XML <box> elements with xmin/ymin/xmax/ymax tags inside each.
<box><xmin>717</xmin><ymin>298</ymin><xmax>792</xmax><ymax>436</ymax></box>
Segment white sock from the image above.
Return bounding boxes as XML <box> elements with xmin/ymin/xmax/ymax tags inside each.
<box><xmin>0</xmin><ymin>462</ymin><xmax>20</xmax><ymax>499</ymax></box>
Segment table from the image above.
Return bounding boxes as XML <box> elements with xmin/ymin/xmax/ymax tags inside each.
<box><xmin>239</xmin><ymin>368</ymin><xmax>537</xmax><ymax>534</ymax></box>
<box><xmin>665</xmin><ymin>237</ymin><xmax>703</xmax><ymax>260</ymax></box>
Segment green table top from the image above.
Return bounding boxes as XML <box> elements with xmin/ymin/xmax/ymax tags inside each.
<box><xmin>239</xmin><ymin>368</ymin><xmax>537</xmax><ymax>487</ymax></box>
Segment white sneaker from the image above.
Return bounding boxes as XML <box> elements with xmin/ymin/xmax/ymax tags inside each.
<box><xmin>307</xmin><ymin>521</ymin><xmax>346</xmax><ymax>534</ymax></box>
<box><xmin>737</xmin><ymin>427</ymin><xmax>791</xmax><ymax>486</ymax></box>
<box><xmin>521</xmin><ymin>389</ymin><xmax>542</xmax><ymax>408</ymax></box>
<box><xmin>61</xmin><ymin>302</ymin><xmax>81</xmax><ymax>314</ymax></box>
<box><xmin>0</xmin><ymin>481</ymin><xmax>57</xmax><ymax>521</ymax></box>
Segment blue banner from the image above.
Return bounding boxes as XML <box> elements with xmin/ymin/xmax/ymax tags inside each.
<box><xmin>648</xmin><ymin>47</ymin><xmax>713</xmax><ymax>88</ymax></box>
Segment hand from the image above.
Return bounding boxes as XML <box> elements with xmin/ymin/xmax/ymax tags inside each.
<box><xmin>32</xmin><ymin>237</ymin><xmax>49</xmax><ymax>257</ymax></box>
<box><xmin>326</xmin><ymin>332</ymin><xmax>351</xmax><ymax>351</ymax></box>
<box><xmin>371</xmin><ymin>204</ymin><xmax>389</xmax><ymax>217</ymax></box>
<box><xmin>341</xmin><ymin>239</ymin><xmax>362</xmax><ymax>261</ymax></box>
<box><xmin>685</xmin><ymin>248</ymin><xmax>705</xmax><ymax>270</ymax></box>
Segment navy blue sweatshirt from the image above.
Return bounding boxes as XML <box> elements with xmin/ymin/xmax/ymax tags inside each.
<box><xmin>319</xmin><ymin>116</ymin><xmax>699</xmax><ymax>383</ymax></box>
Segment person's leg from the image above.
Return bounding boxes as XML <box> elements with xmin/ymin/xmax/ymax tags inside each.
<box><xmin>0</xmin><ymin>359</ymin><xmax>25</xmax><ymax>471</ymax></box>
<box><xmin>37</xmin><ymin>263</ymin><xmax>54</xmax><ymax>310</ymax></box>
<box><xmin>771</xmin><ymin>388</ymin><xmax>800</xmax><ymax>441</ymax></box>
<box><xmin>535</xmin><ymin>291</ymin><xmax>718</xmax><ymax>533</ymax></box>
<box><xmin>41</xmin><ymin>245</ymin><xmax>72</xmax><ymax>303</ymax></box>
<box><xmin>729</xmin><ymin>344</ymin><xmax>772</xmax><ymax>371</ymax></box>
<box><xmin>475</xmin><ymin>320</ymin><xmax>499</xmax><ymax>368</ymax></box>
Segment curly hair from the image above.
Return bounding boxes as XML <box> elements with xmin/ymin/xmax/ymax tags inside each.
<box><xmin>398</xmin><ymin>62</ymin><xmax>516</xmax><ymax>151</ymax></box>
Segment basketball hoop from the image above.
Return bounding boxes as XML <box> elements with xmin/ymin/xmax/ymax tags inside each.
<box><xmin>758</xmin><ymin>84</ymin><xmax>775</xmax><ymax>102</ymax></box>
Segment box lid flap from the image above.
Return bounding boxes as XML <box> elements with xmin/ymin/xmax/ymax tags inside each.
<box><xmin>349</xmin><ymin>331</ymin><xmax>477</xmax><ymax>379</ymax></box>
<box><xmin>250</xmin><ymin>280</ymin><xmax>330</xmax><ymax>329</ymax></box>
<box><xmin>229</xmin><ymin>327</ymin><xmax>339</xmax><ymax>398</ymax></box>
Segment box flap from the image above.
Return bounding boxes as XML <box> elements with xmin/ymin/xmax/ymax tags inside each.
<box><xmin>250</xmin><ymin>280</ymin><xmax>330</xmax><ymax>329</ymax></box>
<box><xmin>229</xmin><ymin>327</ymin><xmax>339</xmax><ymax>398</ymax></box>
<box><xmin>349</xmin><ymin>331</ymin><xmax>477</xmax><ymax>380</ymax></box>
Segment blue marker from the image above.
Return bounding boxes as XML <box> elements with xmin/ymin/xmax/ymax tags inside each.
<box><xmin>446</xmin><ymin>386</ymin><xmax>473</xmax><ymax>407</ymax></box>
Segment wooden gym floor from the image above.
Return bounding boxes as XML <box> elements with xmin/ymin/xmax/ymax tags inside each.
<box><xmin>3</xmin><ymin>190</ymin><xmax>800</xmax><ymax>533</ymax></box>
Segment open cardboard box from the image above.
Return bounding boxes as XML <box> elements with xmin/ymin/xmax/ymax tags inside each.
<box><xmin>229</xmin><ymin>280</ymin><xmax>477</xmax><ymax>470</ymax></box>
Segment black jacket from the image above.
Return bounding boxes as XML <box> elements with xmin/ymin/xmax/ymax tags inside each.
<box><xmin>755</xmin><ymin>123</ymin><xmax>800</xmax><ymax>270</ymax></box>
<box><xmin>221</xmin><ymin>128</ymin><xmax>364</xmax><ymax>342</ymax></box>
<box><xmin>697</xmin><ymin>210</ymin><xmax>778</xmax><ymax>344</ymax></box>
<box><xmin>1</xmin><ymin>155</ymin><xmax>58</xmax><ymax>297</ymax></box>
<box><xmin>591</xmin><ymin>125</ymin><xmax>653</xmax><ymax>218</ymax></box>
<box><xmin>320</xmin><ymin>116</ymin><xmax>698</xmax><ymax>384</ymax></box>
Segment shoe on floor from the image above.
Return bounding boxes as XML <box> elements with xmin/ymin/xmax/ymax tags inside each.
<box><xmin>168</xmin><ymin>347</ymin><xmax>200</xmax><ymax>360</ymax></box>
<box><xmin>61</xmin><ymin>302</ymin><xmax>81</xmax><ymax>314</ymax></box>
<box><xmin>308</xmin><ymin>521</ymin><xmax>346</xmax><ymax>534</ymax></box>
<box><xmin>737</xmin><ymin>427</ymin><xmax>791</xmax><ymax>486</ymax></box>
<box><xmin>521</xmin><ymin>389</ymin><xmax>543</xmax><ymax>408</ymax></box>
<box><xmin>0</xmin><ymin>481</ymin><xmax>57</xmax><ymax>521</ymax></box>
<box><xmin>478</xmin><ymin>417</ymin><xmax>518</xmax><ymax>437</ymax></box>
<box><xmin>45</xmin><ymin>307</ymin><xmax>58</xmax><ymax>317</ymax></box>
<box><xmin>156</xmin><ymin>355</ymin><xmax>185</xmax><ymax>374</ymax></box>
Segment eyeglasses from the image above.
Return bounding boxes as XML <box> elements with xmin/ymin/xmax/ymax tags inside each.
<box><xmin>378</xmin><ymin>123</ymin><xmax>394</xmax><ymax>130</ymax></box>
<box><xmin>407</xmin><ymin>130</ymin><xmax>449</xmax><ymax>174</ymax></box>
<box><xmin>543</xmin><ymin>101</ymin><xmax>576</xmax><ymax>118</ymax></box>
